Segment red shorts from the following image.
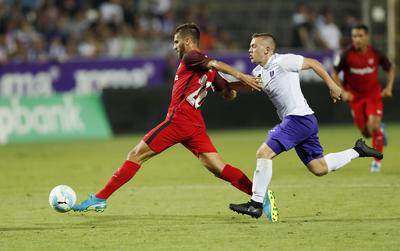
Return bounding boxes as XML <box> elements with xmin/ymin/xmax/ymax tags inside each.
<box><xmin>143</xmin><ymin>119</ymin><xmax>217</xmax><ymax>157</ymax></box>
<box><xmin>349</xmin><ymin>96</ymin><xmax>383</xmax><ymax>129</ymax></box>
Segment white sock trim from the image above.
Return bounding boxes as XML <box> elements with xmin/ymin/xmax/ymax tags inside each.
<box><xmin>251</xmin><ymin>158</ymin><xmax>272</xmax><ymax>203</ymax></box>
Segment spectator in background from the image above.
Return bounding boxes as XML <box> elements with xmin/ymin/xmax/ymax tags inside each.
<box><xmin>65</xmin><ymin>33</ymin><xmax>78</xmax><ymax>59</ymax></box>
<box><xmin>48</xmin><ymin>36</ymin><xmax>67</xmax><ymax>61</ymax></box>
<box><xmin>118</xmin><ymin>24</ymin><xmax>138</xmax><ymax>58</ymax></box>
<box><xmin>316</xmin><ymin>8</ymin><xmax>341</xmax><ymax>51</ymax></box>
<box><xmin>18</xmin><ymin>18</ymin><xmax>40</xmax><ymax>46</ymax></box>
<box><xmin>0</xmin><ymin>34</ymin><xmax>9</xmax><ymax>63</ymax></box>
<box><xmin>199</xmin><ymin>24</ymin><xmax>216</xmax><ymax>51</ymax></box>
<box><xmin>147</xmin><ymin>0</ymin><xmax>171</xmax><ymax>19</ymax></box>
<box><xmin>340</xmin><ymin>10</ymin><xmax>359</xmax><ymax>48</ymax></box>
<box><xmin>160</xmin><ymin>10</ymin><xmax>175</xmax><ymax>39</ymax></box>
<box><xmin>291</xmin><ymin>2</ymin><xmax>316</xmax><ymax>51</ymax></box>
<box><xmin>60</xmin><ymin>0</ymin><xmax>80</xmax><ymax>17</ymax></box>
<box><xmin>63</xmin><ymin>8</ymin><xmax>90</xmax><ymax>38</ymax></box>
<box><xmin>27</xmin><ymin>35</ymin><xmax>48</xmax><ymax>62</ymax></box>
<box><xmin>78</xmin><ymin>30</ymin><xmax>101</xmax><ymax>58</ymax></box>
<box><xmin>100</xmin><ymin>0</ymin><xmax>123</xmax><ymax>25</ymax></box>
<box><xmin>36</xmin><ymin>0</ymin><xmax>60</xmax><ymax>41</ymax></box>
<box><xmin>0</xmin><ymin>0</ymin><xmax>10</xmax><ymax>33</ymax></box>
<box><xmin>214</xmin><ymin>30</ymin><xmax>239</xmax><ymax>53</ymax></box>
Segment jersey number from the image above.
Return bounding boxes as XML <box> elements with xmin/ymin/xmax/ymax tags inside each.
<box><xmin>186</xmin><ymin>74</ymin><xmax>213</xmax><ymax>109</ymax></box>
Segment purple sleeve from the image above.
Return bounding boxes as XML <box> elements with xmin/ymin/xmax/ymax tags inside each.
<box><xmin>183</xmin><ymin>51</ymin><xmax>211</xmax><ymax>71</ymax></box>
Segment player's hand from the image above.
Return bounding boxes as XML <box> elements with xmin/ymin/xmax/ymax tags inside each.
<box><xmin>341</xmin><ymin>91</ymin><xmax>353</xmax><ymax>102</ymax></box>
<box><xmin>381</xmin><ymin>87</ymin><xmax>393</xmax><ymax>98</ymax></box>
<box><xmin>238</xmin><ymin>73</ymin><xmax>262</xmax><ymax>91</ymax></box>
<box><xmin>329</xmin><ymin>84</ymin><xmax>342</xmax><ymax>103</ymax></box>
<box><xmin>222</xmin><ymin>88</ymin><xmax>237</xmax><ymax>101</ymax></box>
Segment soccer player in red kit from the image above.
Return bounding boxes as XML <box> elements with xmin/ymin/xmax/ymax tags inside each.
<box><xmin>332</xmin><ymin>24</ymin><xmax>395</xmax><ymax>172</ymax></box>
<box><xmin>73</xmin><ymin>23</ymin><xmax>262</xmax><ymax>211</ymax></box>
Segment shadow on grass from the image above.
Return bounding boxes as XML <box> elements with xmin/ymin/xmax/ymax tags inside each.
<box><xmin>69</xmin><ymin>213</ymin><xmax>253</xmax><ymax>226</ymax></box>
<box><xmin>0</xmin><ymin>214</ymin><xmax>251</xmax><ymax>232</ymax></box>
<box><xmin>2</xmin><ymin>215</ymin><xmax>399</xmax><ymax>232</ymax></box>
<box><xmin>0</xmin><ymin>226</ymin><xmax>89</xmax><ymax>231</ymax></box>
<box><xmin>280</xmin><ymin>216</ymin><xmax>400</xmax><ymax>223</ymax></box>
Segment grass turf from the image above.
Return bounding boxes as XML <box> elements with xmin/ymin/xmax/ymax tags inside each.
<box><xmin>1</xmin><ymin>124</ymin><xmax>399</xmax><ymax>250</ymax></box>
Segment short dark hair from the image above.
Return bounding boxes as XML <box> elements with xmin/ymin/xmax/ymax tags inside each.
<box><xmin>252</xmin><ymin>33</ymin><xmax>276</xmax><ymax>50</ymax></box>
<box><xmin>252</xmin><ymin>33</ymin><xmax>275</xmax><ymax>39</ymax></box>
<box><xmin>175</xmin><ymin>23</ymin><xmax>201</xmax><ymax>43</ymax></box>
<box><xmin>352</xmin><ymin>24</ymin><xmax>369</xmax><ymax>33</ymax></box>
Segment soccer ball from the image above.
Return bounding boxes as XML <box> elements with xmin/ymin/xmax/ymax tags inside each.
<box><xmin>49</xmin><ymin>185</ymin><xmax>77</xmax><ymax>213</ymax></box>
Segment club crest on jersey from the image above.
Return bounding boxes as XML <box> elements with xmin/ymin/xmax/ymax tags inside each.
<box><xmin>270</xmin><ymin>71</ymin><xmax>274</xmax><ymax>78</ymax></box>
<box><xmin>368</xmin><ymin>58</ymin><xmax>374</xmax><ymax>65</ymax></box>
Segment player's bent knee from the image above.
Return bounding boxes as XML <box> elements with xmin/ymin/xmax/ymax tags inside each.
<box><xmin>256</xmin><ymin>143</ymin><xmax>277</xmax><ymax>159</ymax></box>
<box><xmin>308</xmin><ymin>161</ymin><xmax>328</xmax><ymax>177</ymax></box>
<box><xmin>199</xmin><ymin>153</ymin><xmax>225</xmax><ymax>177</ymax></box>
<box><xmin>127</xmin><ymin>149</ymin><xmax>141</xmax><ymax>163</ymax></box>
<box><xmin>311</xmin><ymin>169</ymin><xmax>328</xmax><ymax>176</ymax></box>
<box><xmin>310</xmin><ymin>165</ymin><xmax>328</xmax><ymax>176</ymax></box>
<box><xmin>127</xmin><ymin>141</ymin><xmax>156</xmax><ymax>165</ymax></box>
<box><xmin>256</xmin><ymin>149</ymin><xmax>274</xmax><ymax>159</ymax></box>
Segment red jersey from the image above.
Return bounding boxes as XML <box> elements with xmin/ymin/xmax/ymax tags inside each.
<box><xmin>333</xmin><ymin>45</ymin><xmax>391</xmax><ymax>98</ymax></box>
<box><xmin>166</xmin><ymin>50</ymin><xmax>227</xmax><ymax>127</ymax></box>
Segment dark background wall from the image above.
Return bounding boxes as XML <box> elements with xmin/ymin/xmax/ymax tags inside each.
<box><xmin>102</xmin><ymin>81</ymin><xmax>399</xmax><ymax>134</ymax></box>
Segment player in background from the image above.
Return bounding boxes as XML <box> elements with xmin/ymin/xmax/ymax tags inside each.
<box><xmin>73</xmin><ymin>23</ymin><xmax>263</xmax><ymax>212</ymax></box>
<box><xmin>228</xmin><ymin>33</ymin><xmax>383</xmax><ymax>219</ymax></box>
<box><xmin>331</xmin><ymin>24</ymin><xmax>395</xmax><ymax>172</ymax></box>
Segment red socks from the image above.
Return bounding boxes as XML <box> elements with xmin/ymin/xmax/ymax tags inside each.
<box><xmin>371</xmin><ymin>129</ymin><xmax>384</xmax><ymax>162</ymax></box>
<box><xmin>96</xmin><ymin>160</ymin><xmax>141</xmax><ymax>199</ymax></box>
<box><xmin>220</xmin><ymin>164</ymin><xmax>252</xmax><ymax>195</ymax></box>
<box><xmin>95</xmin><ymin>162</ymin><xmax>252</xmax><ymax>199</ymax></box>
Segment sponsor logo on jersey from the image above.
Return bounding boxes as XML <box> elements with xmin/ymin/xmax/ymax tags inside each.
<box><xmin>349</xmin><ymin>67</ymin><xmax>375</xmax><ymax>75</ymax></box>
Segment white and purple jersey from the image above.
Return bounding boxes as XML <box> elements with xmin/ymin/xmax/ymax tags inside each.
<box><xmin>252</xmin><ymin>53</ymin><xmax>314</xmax><ymax>120</ymax></box>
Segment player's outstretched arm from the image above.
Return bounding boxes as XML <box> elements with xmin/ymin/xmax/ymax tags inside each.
<box><xmin>207</xmin><ymin>59</ymin><xmax>262</xmax><ymax>91</ymax></box>
<box><xmin>381</xmin><ymin>63</ymin><xmax>396</xmax><ymax>98</ymax></box>
<box><xmin>302</xmin><ymin>57</ymin><xmax>342</xmax><ymax>103</ymax></box>
<box><xmin>229</xmin><ymin>82</ymin><xmax>254</xmax><ymax>93</ymax></box>
<box><xmin>331</xmin><ymin>69</ymin><xmax>353</xmax><ymax>101</ymax></box>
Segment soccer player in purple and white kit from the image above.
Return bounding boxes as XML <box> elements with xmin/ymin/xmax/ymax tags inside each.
<box><xmin>229</xmin><ymin>33</ymin><xmax>383</xmax><ymax>219</ymax></box>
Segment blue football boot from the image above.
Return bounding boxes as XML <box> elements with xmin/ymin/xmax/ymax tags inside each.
<box><xmin>263</xmin><ymin>189</ymin><xmax>279</xmax><ymax>222</ymax></box>
<box><xmin>72</xmin><ymin>194</ymin><xmax>107</xmax><ymax>212</ymax></box>
<box><xmin>370</xmin><ymin>160</ymin><xmax>381</xmax><ymax>173</ymax></box>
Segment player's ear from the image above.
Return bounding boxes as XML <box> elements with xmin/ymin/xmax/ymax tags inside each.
<box><xmin>264</xmin><ymin>46</ymin><xmax>270</xmax><ymax>55</ymax></box>
<box><xmin>184</xmin><ymin>37</ymin><xmax>191</xmax><ymax>46</ymax></box>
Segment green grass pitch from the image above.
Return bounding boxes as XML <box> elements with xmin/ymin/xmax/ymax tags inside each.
<box><xmin>1</xmin><ymin>124</ymin><xmax>399</xmax><ymax>250</ymax></box>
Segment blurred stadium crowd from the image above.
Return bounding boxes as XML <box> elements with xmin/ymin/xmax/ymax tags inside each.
<box><xmin>0</xmin><ymin>0</ymin><xmax>363</xmax><ymax>64</ymax></box>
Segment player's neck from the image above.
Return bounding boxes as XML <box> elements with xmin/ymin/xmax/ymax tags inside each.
<box><xmin>186</xmin><ymin>45</ymin><xmax>199</xmax><ymax>53</ymax></box>
<box><xmin>261</xmin><ymin>54</ymin><xmax>273</xmax><ymax>66</ymax></box>
<box><xmin>356</xmin><ymin>46</ymin><xmax>368</xmax><ymax>54</ymax></box>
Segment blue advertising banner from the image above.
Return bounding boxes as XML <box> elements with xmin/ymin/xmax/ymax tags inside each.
<box><xmin>0</xmin><ymin>51</ymin><xmax>333</xmax><ymax>97</ymax></box>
